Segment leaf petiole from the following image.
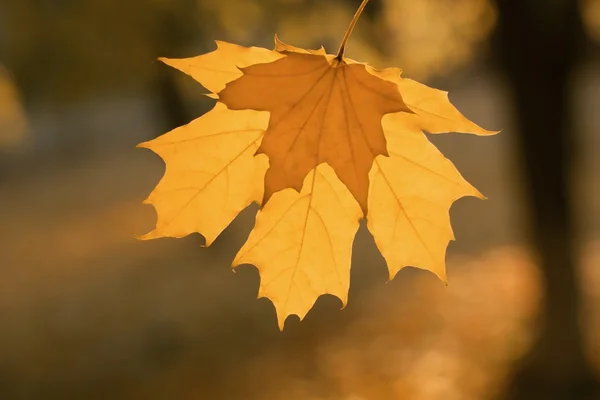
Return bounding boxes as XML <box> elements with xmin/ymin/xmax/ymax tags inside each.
<box><xmin>335</xmin><ymin>0</ymin><xmax>371</xmax><ymax>60</ymax></box>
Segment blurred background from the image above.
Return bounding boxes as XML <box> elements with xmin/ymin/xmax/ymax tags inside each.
<box><xmin>0</xmin><ymin>0</ymin><xmax>598</xmax><ymax>399</ymax></box>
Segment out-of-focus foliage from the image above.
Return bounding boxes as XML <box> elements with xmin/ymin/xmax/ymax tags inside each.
<box><xmin>200</xmin><ymin>0</ymin><xmax>383</xmax><ymax>63</ymax></box>
<box><xmin>0</xmin><ymin>0</ymin><xmax>501</xmax><ymax>108</ymax></box>
<box><xmin>4</xmin><ymin>0</ymin><xmax>600</xmax><ymax>108</ymax></box>
<box><xmin>382</xmin><ymin>0</ymin><xmax>497</xmax><ymax>79</ymax></box>
<box><xmin>203</xmin><ymin>0</ymin><xmax>497</xmax><ymax>80</ymax></box>
<box><xmin>1</xmin><ymin>0</ymin><xmax>199</xmax><ymax>104</ymax></box>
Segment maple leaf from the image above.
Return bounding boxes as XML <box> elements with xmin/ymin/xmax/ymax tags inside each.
<box><xmin>139</xmin><ymin>0</ymin><xmax>497</xmax><ymax>329</ymax></box>
<box><xmin>218</xmin><ymin>43</ymin><xmax>410</xmax><ymax>211</ymax></box>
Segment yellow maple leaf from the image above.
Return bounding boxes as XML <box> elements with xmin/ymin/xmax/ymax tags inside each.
<box><xmin>139</xmin><ymin>0</ymin><xmax>497</xmax><ymax>329</ymax></box>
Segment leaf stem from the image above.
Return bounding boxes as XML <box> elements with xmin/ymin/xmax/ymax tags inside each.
<box><xmin>335</xmin><ymin>0</ymin><xmax>371</xmax><ymax>60</ymax></box>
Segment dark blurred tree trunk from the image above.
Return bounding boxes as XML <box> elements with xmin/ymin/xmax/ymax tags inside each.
<box><xmin>494</xmin><ymin>1</ymin><xmax>599</xmax><ymax>398</ymax></box>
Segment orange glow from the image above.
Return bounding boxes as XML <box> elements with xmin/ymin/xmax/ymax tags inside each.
<box><xmin>0</xmin><ymin>66</ymin><xmax>29</xmax><ymax>151</ymax></box>
<box><xmin>581</xmin><ymin>0</ymin><xmax>600</xmax><ymax>42</ymax></box>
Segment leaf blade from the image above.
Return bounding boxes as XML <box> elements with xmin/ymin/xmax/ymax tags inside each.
<box><xmin>233</xmin><ymin>163</ymin><xmax>362</xmax><ymax>330</ymax></box>
<box><xmin>367</xmin><ymin>117</ymin><xmax>483</xmax><ymax>282</ymax></box>
<box><xmin>139</xmin><ymin>103</ymin><xmax>269</xmax><ymax>245</ymax></box>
